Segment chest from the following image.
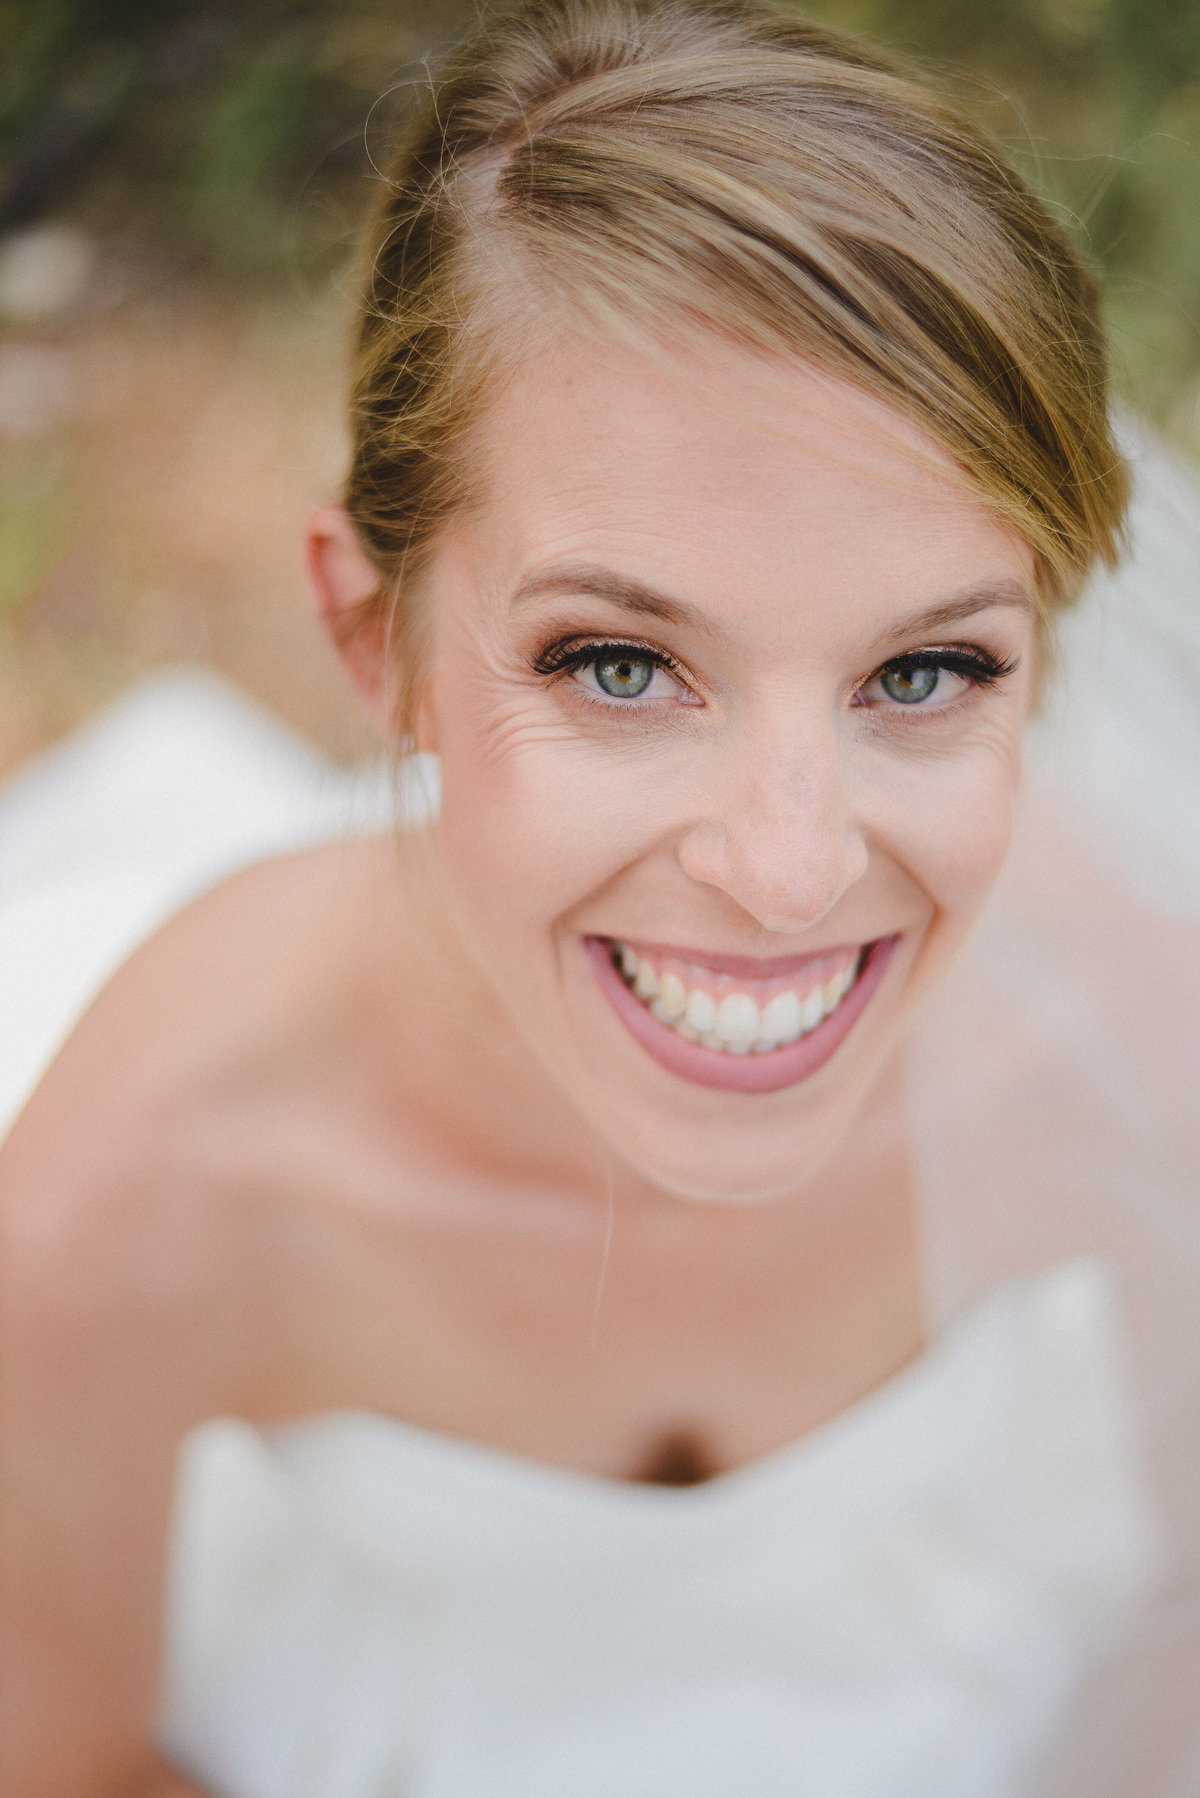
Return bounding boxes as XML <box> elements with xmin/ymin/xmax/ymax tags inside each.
<box><xmin>235</xmin><ymin>1129</ymin><xmax>922</xmax><ymax>1485</ymax></box>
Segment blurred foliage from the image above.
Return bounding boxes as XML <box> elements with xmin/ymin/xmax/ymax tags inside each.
<box><xmin>1</xmin><ymin>0</ymin><xmax>1198</xmax><ymax>426</ymax></box>
<box><xmin>0</xmin><ymin>0</ymin><xmax>461</xmax><ymax>281</ymax></box>
<box><xmin>840</xmin><ymin>0</ymin><xmax>1200</xmax><ymax>432</ymax></box>
<box><xmin>0</xmin><ymin>448</ymin><xmax>69</xmax><ymax>619</ymax></box>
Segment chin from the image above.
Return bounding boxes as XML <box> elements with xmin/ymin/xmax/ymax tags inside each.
<box><xmin>592</xmin><ymin>1089</ymin><xmax>875</xmax><ymax>1205</ymax></box>
<box><xmin>569</xmin><ymin>1037</ymin><xmax>905</xmax><ymax>1207</ymax></box>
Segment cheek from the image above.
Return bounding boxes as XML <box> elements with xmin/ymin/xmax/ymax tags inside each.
<box><xmin>876</xmin><ymin>730</ymin><xmax>1024</xmax><ymax>924</ymax></box>
<box><xmin>432</xmin><ymin>689</ymin><xmax>673</xmax><ymax>945</ymax></box>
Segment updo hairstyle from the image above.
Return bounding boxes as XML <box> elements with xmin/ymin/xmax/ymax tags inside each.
<box><xmin>344</xmin><ymin>0</ymin><xmax>1128</xmax><ymax>716</ymax></box>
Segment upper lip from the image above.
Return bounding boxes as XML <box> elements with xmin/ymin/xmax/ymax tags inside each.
<box><xmin>596</xmin><ymin>935</ymin><xmax>880</xmax><ymax>980</ymax></box>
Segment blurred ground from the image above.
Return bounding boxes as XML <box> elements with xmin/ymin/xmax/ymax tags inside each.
<box><xmin>0</xmin><ymin>247</ymin><xmax>373</xmax><ymax>771</ymax></box>
<box><xmin>1</xmin><ymin>0</ymin><xmax>1198</xmax><ymax>774</ymax></box>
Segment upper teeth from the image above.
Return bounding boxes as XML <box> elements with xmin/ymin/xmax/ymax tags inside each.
<box><xmin>615</xmin><ymin>946</ymin><xmax>858</xmax><ymax>1054</ymax></box>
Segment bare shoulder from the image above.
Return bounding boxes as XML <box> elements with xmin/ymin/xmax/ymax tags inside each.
<box><xmin>1</xmin><ymin>831</ymin><xmax>397</xmax><ymax>1174</ymax></box>
<box><xmin>0</xmin><ymin>832</ymin><xmax>408</xmax><ymax>1426</ymax></box>
<box><xmin>0</xmin><ymin>833</ymin><xmax>397</xmax><ymax>1341</ymax></box>
<box><xmin>0</xmin><ymin>834</ymin><xmax>397</xmax><ymax>1796</ymax></box>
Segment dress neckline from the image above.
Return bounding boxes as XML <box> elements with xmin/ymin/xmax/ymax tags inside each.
<box><xmin>255</xmin><ymin>1259</ymin><xmax>1097</xmax><ymax>1521</ymax></box>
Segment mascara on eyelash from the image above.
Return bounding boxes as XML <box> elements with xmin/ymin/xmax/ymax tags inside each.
<box><xmin>532</xmin><ymin>639</ymin><xmax>1016</xmax><ymax>689</ymax></box>
<box><xmin>882</xmin><ymin>647</ymin><xmax>1018</xmax><ymax>685</ymax></box>
<box><xmin>531</xmin><ymin>638</ymin><xmax>677</xmax><ymax>678</ymax></box>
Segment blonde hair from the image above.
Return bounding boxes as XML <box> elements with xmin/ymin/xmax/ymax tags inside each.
<box><xmin>344</xmin><ymin>0</ymin><xmax>1127</xmax><ymax>705</ymax></box>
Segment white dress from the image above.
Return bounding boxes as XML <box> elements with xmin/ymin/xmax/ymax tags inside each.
<box><xmin>2</xmin><ymin>424</ymin><xmax>1199</xmax><ymax>1796</ymax></box>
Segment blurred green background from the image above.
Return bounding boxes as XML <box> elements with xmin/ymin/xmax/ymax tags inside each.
<box><xmin>1</xmin><ymin>0</ymin><xmax>1198</xmax><ymax>768</ymax></box>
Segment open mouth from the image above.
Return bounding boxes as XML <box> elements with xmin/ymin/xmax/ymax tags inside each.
<box><xmin>585</xmin><ymin>933</ymin><xmax>897</xmax><ymax>1094</ymax></box>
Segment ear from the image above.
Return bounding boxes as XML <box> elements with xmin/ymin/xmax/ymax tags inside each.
<box><xmin>306</xmin><ymin>505</ymin><xmax>400</xmax><ymax>740</ymax></box>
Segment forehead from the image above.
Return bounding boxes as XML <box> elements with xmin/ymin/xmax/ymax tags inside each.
<box><xmin>463</xmin><ymin>330</ymin><xmax>1034</xmax><ymax>642</ymax></box>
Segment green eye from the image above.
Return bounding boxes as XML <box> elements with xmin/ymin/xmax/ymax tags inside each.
<box><xmin>880</xmin><ymin>660</ymin><xmax>939</xmax><ymax>704</ymax></box>
<box><xmin>594</xmin><ymin>652</ymin><xmax>655</xmax><ymax>698</ymax></box>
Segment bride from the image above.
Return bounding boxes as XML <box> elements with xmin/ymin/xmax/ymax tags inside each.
<box><xmin>3</xmin><ymin>1</ymin><xmax>1199</xmax><ymax>1793</ymax></box>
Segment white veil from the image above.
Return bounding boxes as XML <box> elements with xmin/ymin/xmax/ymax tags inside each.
<box><xmin>907</xmin><ymin>424</ymin><xmax>1200</xmax><ymax>1793</ymax></box>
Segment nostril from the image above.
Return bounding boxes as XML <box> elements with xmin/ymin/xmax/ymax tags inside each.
<box><xmin>676</xmin><ymin>810</ymin><xmax>867</xmax><ymax>935</ymax></box>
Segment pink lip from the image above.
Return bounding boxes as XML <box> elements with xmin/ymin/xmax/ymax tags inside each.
<box><xmin>585</xmin><ymin>934</ymin><xmax>898</xmax><ymax>1094</ymax></box>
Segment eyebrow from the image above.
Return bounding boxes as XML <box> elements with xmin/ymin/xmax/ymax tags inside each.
<box><xmin>509</xmin><ymin>561</ymin><xmax>1035</xmax><ymax>642</ymax></box>
<box><xmin>509</xmin><ymin>563</ymin><xmax>710</xmax><ymax>631</ymax></box>
<box><xmin>875</xmin><ymin>581</ymin><xmax>1036</xmax><ymax>647</ymax></box>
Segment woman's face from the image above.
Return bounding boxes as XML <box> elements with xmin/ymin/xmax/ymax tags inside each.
<box><xmin>417</xmin><ymin>334</ymin><xmax>1037</xmax><ymax>1202</ymax></box>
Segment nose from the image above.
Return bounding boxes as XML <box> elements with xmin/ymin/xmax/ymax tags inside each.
<box><xmin>675</xmin><ymin>727</ymin><xmax>869</xmax><ymax>934</ymax></box>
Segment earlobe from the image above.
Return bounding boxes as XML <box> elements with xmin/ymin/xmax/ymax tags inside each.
<box><xmin>305</xmin><ymin>506</ymin><xmax>398</xmax><ymax>739</ymax></box>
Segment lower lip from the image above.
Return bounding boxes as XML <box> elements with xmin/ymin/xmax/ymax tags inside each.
<box><xmin>585</xmin><ymin>935</ymin><xmax>898</xmax><ymax>1094</ymax></box>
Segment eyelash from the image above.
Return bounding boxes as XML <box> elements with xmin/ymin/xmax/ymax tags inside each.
<box><xmin>531</xmin><ymin>636</ymin><xmax>690</xmax><ymax>685</ymax></box>
<box><xmin>854</xmin><ymin>645</ymin><xmax>1018</xmax><ymax>700</ymax></box>
<box><xmin>531</xmin><ymin>637</ymin><xmax>1017</xmax><ymax>707</ymax></box>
